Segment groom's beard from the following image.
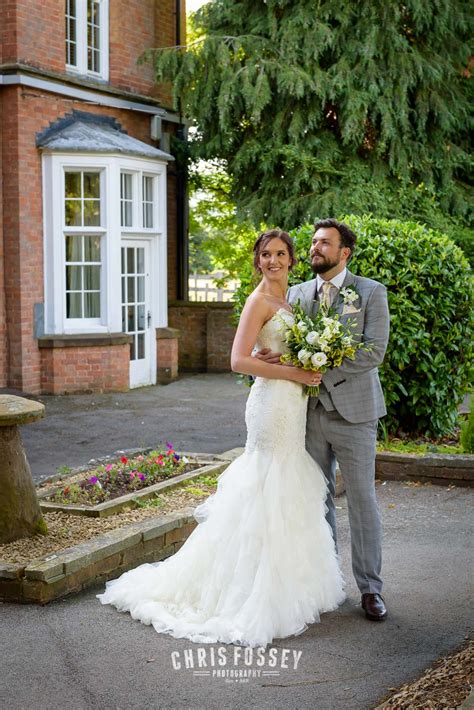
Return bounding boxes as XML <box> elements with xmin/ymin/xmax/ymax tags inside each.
<box><xmin>311</xmin><ymin>254</ymin><xmax>342</xmax><ymax>274</ymax></box>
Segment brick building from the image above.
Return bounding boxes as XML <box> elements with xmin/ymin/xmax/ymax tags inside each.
<box><xmin>0</xmin><ymin>0</ymin><xmax>187</xmax><ymax>394</ymax></box>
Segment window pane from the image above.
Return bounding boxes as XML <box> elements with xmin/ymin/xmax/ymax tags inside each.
<box><xmin>83</xmin><ymin>173</ymin><xmax>100</xmax><ymax>198</ymax></box>
<box><xmin>66</xmin><ymin>265</ymin><xmax>82</xmax><ymax>290</ymax></box>
<box><xmin>121</xmin><ymin>248</ymin><xmax>125</xmax><ymax>272</ymax></box>
<box><xmin>137</xmin><ymin>305</ymin><xmax>145</xmax><ymax>331</ymax></box>
<box><xmin>121</xmin><ymin>277</ymin><xmax>126</xmax><ymax>304</ymax></box>
<box><xmin>83</xmin><ymin>200</ymin><xmax>100</xmax><ymax>226</ymax></box>
<box><xmin>143</xmin><ymin>176</ymin><xmax>153</xmax><ymax>202</ymax></box>
<box><xmin>127</xmin><ymin>305</ymin><xmax>136</xmax><ymax>332</ymax></box>
<box><xmin>144</xmin><ymin>203</ymin><xmax>153</xmax><ymax>228</ymax></box>
<box><xmin>127</xmin><ymin>277</ymin><xmax>135</xmax><ymax>303</ymax></box>
<box><xmin>137</xmin><ymin>276</ymin><xmax>145</xmax><ymax>302</ymax></box>
<box><xmin>65</xmin><ymin>200</ymin><xmax>82</xmax><ymax>226</ymax></box>
<box><xmin>130</xmin><ymin>340</ymin><xmax>136</xmax><ymax>361</ymax></box>
<box><xmin>121</xmin><ymin>202</ymin><xmax>132</xmax><ymax>227</ymax></box>
<box><xmin>84</xmin><ymin>291</ymin><xmax>100</xmax><ymax>318</ymax></box>
<box><xmin>122</xmin><ymin>306</ymin><xmax>126</xmax><ymax>331</ymax></box>
<box><xmin>84</xmin><ymin>265</ymin><xmax>100</xmax><ymax>290</ymax></box>
<box><xmin>66</xmin><ymin>292</ymin><xmax>82</xmax><ymax>318</ymax></box>
<box><xmin>65</xmin><ymin>172</ymin><xmax>81</xmax><ymax>198</ymax></box>
<box><xmin>121</xmin><ymin>174</ymin><xmax>132</xmax><ymax>200</ymax></box>
<box><xmin>65</xmin><ymin>235</ymin><xmax>82</xmax><ymax>261</ymax></box>
<box><xmin>137</xmin><ymin>333</ymin><xmax>145</xmax><ymax>360</ymax></box>
<box><xmin>84</xmin><ymin>235</ymin><xmax>101</xmax><ymax>262</ymax></box>
<box><xmin>127</xmin><ymin>248</ymin><xmax>135</xmax><ymax>274</ymax></box>
<box><xmin>137</xmin><ymin>248</ymin><xmax>145</xmax><ymax>274</ymax></box>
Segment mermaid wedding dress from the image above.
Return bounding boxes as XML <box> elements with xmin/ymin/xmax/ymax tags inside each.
<box><xmin>97</xmin><ymin>309</ymin><xmax>345</xmax><ymax>647</ymax></box>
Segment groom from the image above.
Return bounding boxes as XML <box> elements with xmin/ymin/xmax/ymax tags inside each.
<box><xmin>258</xmin><ymin>218</ymin><xmax>390</xmax><ymax>621</ymax></box>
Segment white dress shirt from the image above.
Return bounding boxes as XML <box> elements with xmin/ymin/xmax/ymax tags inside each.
<box><xmin>316</xmin><ymin>267</ymin><xmax>347</xmax><ymax>304</ymax></box>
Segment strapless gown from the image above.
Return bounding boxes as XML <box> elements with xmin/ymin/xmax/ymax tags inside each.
<box><xmin>97</xmin><ymin>309</ymin><xmax>345</xmax><ymax>647</ymax></box>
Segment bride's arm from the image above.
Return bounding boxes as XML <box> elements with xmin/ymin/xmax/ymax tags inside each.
<box><xmin>231</xmin><ymin>298</ymin><xmax>321</xmax><ymax>385</ymax></box>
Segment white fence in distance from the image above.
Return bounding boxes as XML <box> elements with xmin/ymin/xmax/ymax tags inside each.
<box><xmin>188</xmin><ymin>273</ymin><xmax>239</xmax><ymax>302</ymax></box>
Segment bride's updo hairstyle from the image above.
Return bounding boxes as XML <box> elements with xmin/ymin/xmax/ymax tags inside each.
<box><xmin>253</xmin><ymin>229</ymin><xmax>297</xmax><ymax>272</ymax></box>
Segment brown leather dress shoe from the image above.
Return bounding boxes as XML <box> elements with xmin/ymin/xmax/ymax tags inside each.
<box><xmin>361</xmin><ymin>593</ymin><xmax>387</xmax><ymax>621</ymax></box>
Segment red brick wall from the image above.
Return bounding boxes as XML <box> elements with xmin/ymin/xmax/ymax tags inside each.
<box><xmin>168</xmin><ymin>303</ymin><xmax>236</xmax><ymax>372</ymax></box>
<box><xmin>0</xmin><ymin>85</ymin><xmax>178</xmax><ymax>393</ymax></box>
<box><xmin>0</xmin><ymin>94</ymin><xmax>6</xmax><ymax>386</ymax></box>
<box><xmin>40</xmin><ymin>344</ymin><xmax>129</xmax><ymax>394</ymax></box>
<box><xmin>0</xmin><ymin>0</ymin><xmax>185</xmax><ymax>107</ymax></box>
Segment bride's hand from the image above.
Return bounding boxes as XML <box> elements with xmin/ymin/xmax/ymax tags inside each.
<box><xmin>290</xmin><ymin>369</ymin><xmax>323</xmax><ymax>386</ymax></box>
<box><xmin>254</xmin><ymin>348</ymin><xmax>283</xmax><ymax>365</ymax></box>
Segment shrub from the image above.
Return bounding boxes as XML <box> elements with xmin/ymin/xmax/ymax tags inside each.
<box><xmin>460</xmin><ymin>400</ymin><xmax>474</xmax><ymax>453</ymax></box>
<box><xmin>234</xmin><ymin>215</ymin><xmax>473</xmax><ymax>438</ymax></box>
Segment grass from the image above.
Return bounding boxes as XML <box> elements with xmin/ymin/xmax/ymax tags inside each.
<box><xmin>376</xmin><ymin>440</ymin><xmax>463</xmax><ymax>455</ymax></box>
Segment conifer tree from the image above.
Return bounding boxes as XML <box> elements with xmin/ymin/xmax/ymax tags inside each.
<box><xmin>150</xmin><ymin>0</ymin><xmax>472</xmax><ymax>228</ymax></box>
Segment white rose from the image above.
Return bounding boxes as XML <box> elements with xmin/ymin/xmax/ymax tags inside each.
<box><xmin>305</xmin><ymin>331</ymin><xmax>319</xmax><ymax>346</ymax></box>
<box><xmin>297</xmin><ymin>349</ymin><xmax>311</xmax><ymax>364</ymax></box>
<box><xmin>297</xmin><ymin>320</ymin><xmax>308</xmax><ymax>333</ymax></box>
<box><xmin>311</xmin><ymin>352</ymin><xmax>328</xmax><ymax>368</ymax></box>
<box><xmin>342</xmin><ymin>336</ymin><xmax>353</xmax><ymax>347</ymax></box>
<box><xmin>318</xmin><ymin>339</ymin><xmax>330</xmax><ymax>351</ymax></box>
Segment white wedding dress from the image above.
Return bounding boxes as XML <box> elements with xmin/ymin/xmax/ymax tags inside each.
<box><xmin>97</xmin><ymin>309</ymin><xmax>345</xmax><ymax>647</ymax></box>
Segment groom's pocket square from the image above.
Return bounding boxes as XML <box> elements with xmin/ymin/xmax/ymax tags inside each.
<box><xmin>342</xmin><ymin>305</ymin><xmax>361</xmax><ymax>315</ymax></box>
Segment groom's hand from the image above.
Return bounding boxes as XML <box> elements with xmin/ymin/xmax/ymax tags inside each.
<box><xmin>254</xmin><ymin>348</ymin><xmax>283</xmax><ymax>364</ymax></box>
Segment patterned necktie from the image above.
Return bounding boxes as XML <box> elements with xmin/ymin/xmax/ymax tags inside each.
<box><xmin>321</xmin><ymin>281</ymin><xmax>334</xmax><ymax>309</ymax></box>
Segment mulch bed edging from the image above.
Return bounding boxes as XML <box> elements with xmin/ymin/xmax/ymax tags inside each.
<box><xmin>0</xmin><ymin>510</ymin><xmax>197</xmax><ymax>605</ymax></box>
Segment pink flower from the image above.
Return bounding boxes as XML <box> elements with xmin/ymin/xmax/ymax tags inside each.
<box><xmin>105</xmin><ymin>464</ymin><xmax>113</xmax><ymax>472</ymax></box>
<box><xmin>138</xmin><ymin>472</ymin><xmax>145</xmax><ymax>481</ymax></box>
<box><xmin>136</xmin><ymin>455</ymin><xmax>144</xmax><ymax>462</ymax></box>
<box><xmin>129</xmin><ymin>471</ymin><xmax>136</xmax><ymax>479</ymax></box>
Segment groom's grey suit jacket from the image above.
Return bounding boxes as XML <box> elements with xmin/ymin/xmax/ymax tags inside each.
<box><xmin>287</xmin><ymin>271</ymin><xmax>390</xmax><ymax>424</ymax></box>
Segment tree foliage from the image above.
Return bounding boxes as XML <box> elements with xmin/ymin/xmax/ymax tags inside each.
<box><xmin>234</xmin><ymin>215</ymin><xmax>473</xmax><ymax>438</ymax></box>
<box><xmin>149</xmin><ymin>0</ymin><xmax>473</xmax><ymax>235</ymax></box>
<box><xmin>188</xmin><ymin>162</ymin><xmax>260</xmax><ymax>279</ymax></box>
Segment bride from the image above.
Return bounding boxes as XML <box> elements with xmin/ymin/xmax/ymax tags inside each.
<box><xmin>97</xmin><ymin>229</ymin><xmax>345</xmax><ymax>647</ymax></box>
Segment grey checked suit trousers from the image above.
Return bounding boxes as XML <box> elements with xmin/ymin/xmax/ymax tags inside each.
<box><xmin>287</xmin><ymin>271</ymin><xmax>390</xmax><ymax>594</ymax></box>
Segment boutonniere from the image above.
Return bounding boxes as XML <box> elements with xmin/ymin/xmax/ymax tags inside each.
<box><xmin>340</xmin><ymin>286</ymin><xmax>361</xmax><ymax>315</ymax></box>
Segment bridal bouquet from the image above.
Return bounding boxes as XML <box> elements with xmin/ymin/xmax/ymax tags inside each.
<box><xmin>278</xmin><ymin>301</ymin><xmax>370</xmax><ymax>397</ymax></box>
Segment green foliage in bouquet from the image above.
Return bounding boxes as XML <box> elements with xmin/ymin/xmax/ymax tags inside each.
<box><xmin>234</xmin><ymin>216</ymin><xmax>472</xmax><ymax>437</ymax></box>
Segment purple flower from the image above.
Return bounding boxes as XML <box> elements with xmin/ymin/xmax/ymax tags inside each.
<box><xmin>174</xmin><ymin>454</ymin><xmax>180</xmax><ymax>462</ymax></box>
<box><xmin>138</xmin><ymin>472</ymin><xmax>146</xmax><ymax>481</ymax></box>
<box><xmin>88</xmin><ymin>476</ymin><xmax>99</xmax><ymax>485</ymax></box>
<box><xmin>166</xmin><ymin>441</ymin><xmax>173</xmax><ymax>449</ymax></box>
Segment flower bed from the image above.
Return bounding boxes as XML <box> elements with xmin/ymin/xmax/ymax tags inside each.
<box><xmin>36</xmin><ymin>446</ymin><xmax>231</xmax><ymax>518</ymax></box>
<box><xmin>42</xmin><ymin>443</ymin><xmax>194</xmax><ymax>506</ymax></box>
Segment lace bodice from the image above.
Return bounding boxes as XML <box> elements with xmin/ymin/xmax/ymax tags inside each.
<box><xmin>245</xmin><ymin>309</ymin><xmax>308</xmax><ymax>454</ymax></box>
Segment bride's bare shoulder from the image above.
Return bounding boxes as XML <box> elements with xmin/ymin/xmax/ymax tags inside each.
<box><xmin>241</xmin><ymin>291</ymin><xmax>272</xmax><ymax>322</ymax></box>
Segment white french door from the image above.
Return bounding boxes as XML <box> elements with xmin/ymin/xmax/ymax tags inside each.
<box><xmin>121</xmin><ymin>240</ymin><xmax>153</xmax><ymax>387</ymax></box>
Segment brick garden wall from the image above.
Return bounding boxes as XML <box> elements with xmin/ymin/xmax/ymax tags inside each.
<box><xmin>168</xmin><ymin>302</ymin><xmax>236</xmax><ymax>372</ymax></box>
<box><xmin>40</xmin><ymin>343</ymin><xmax>130</xmax><ymax>395</ymax></box>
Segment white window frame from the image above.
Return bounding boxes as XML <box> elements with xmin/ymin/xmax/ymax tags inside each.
<box><xmin>65</xmin><ymin>0</ymin><xmax>109</xmax><ymax>81</ymax></box>
<box><xmin>42</xmin><ymin>153</ymin><xmax>168</xmax><ymax>336</ymax></box>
